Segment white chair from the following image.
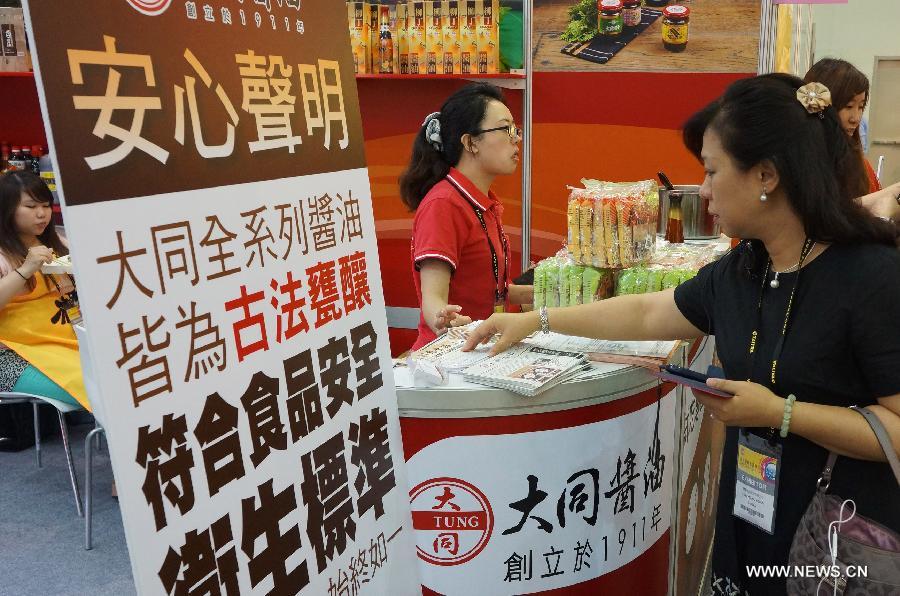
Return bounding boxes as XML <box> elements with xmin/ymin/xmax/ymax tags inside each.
<box><xmin>0</xmin><ymin>391</ymin><xmax>84</xmax><ymax>517</ymax></box>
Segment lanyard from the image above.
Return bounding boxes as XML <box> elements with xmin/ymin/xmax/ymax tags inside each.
<box><xmin>447</xmin><ymin>177</ymin><xmax>509</xmax><ymax>304</ymax></box>
<box><xmin>746</xmin><ymin>238</ymin><xmax>815</xmax><ymax>389</ymax></box>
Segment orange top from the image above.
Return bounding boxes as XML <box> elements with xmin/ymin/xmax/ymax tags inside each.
<box><xmin>864</xmin><ymin>158</ymin><xmax>881</xmax><ymax>193</ymax></box>
<box><xmin>0</xmin><ymin>252</ymin><xmax>88</xmax><ymax>409</ymax></box>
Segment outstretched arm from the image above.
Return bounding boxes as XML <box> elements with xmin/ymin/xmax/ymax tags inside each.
<box><xmin>463</xmin><ymin>288</ymin><xmax>706</xmax><ymax>355</ymax></box>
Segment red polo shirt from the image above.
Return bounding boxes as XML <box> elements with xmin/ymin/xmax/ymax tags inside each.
<box><xmin>410</xmin><ymin>168</ymin><xmax>510</xmax><ymax>350</ymax></box>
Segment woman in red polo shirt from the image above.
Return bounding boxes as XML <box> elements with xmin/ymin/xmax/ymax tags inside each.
<box><xmin>400</xmin><ymin>83</ymin><xmax>531</xmax><ymax>350</ymax></box>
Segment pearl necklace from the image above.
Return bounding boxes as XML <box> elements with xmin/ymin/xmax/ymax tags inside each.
<box><xmin>770</xmin><ymin>242</ymin><xmax>817</xmax><ymax>289</ymax></box>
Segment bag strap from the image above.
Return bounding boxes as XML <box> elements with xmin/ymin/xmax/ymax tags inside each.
<box><xmin>852</xmin><ymin>406</ymin><xmax>900</xmax><ymax>486</ymax></box>
<box><xmin>817</xmin><ymin>406</ymin><xmax>900</xmax><ymax>492</ymax></box>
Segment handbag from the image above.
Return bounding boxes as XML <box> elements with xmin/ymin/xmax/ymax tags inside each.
<box><xmin>787</xmin><ymin>406</ymin><xmax>900</xmax><ymax>595</ymax></box>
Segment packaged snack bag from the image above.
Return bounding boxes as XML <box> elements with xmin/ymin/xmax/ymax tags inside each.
<box><xmin>603</xmin><ymin>199</ymin><xmax>620</xmax><ymax>268</ymax></box>
<box><xmin>646</xmin><ymin>268</ymin><xmax>665</xmax><ymax>293</ymax></box>
<box><xmin>569</xmin><ymin>266</ymin><xmax>584</xmax><ymax>306</ymax></box>
<box><xmin>567</xmin><ymin>193</ymin><xmax>581</xmax><ymax>261</ymax></box>
<box><xmin>559</xmin><ymin>263</ymin><xmax>572</xmax><ymax>308</ymax></box>
<box><xmin>616</xmin><ymin>200</ymin><xmax>634</xmax><ymax>266</ymax></box>
<box><xmin>545</xmin><ymin>263</ymin><xmax>560</xmax><ymax>307</ymax></box>
<box><xmin>533</xmin><ymin>262</ymin><xmax>546</xmax><ymax>309</ymax></box>
<box><xmin>582</xmin><ymin>268</ymin><xmax>601</xmax><ymax>303</ymax></box>
<box><xmin>578</xmin><ymin>199</ymin><xmax>593</xmax><ymax>266</ymax></box>
<box><xmin>680</xmin><ymin>269</ymin><xmax>698</xmax><ymax>284</ymax></box>
<box><xmin>616</xmin><ymin>267</ymin><xmax>639</xmax><ymax>295</ymax></box>
<box><xmin>661</xmin><ymin>270</ymin><xmax>682</xmax><ymax>290</ymax></box>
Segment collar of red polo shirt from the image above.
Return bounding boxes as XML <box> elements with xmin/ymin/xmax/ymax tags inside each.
<box><xmin>446</xmin><ymin>168</ymin><xmax>504</xmax><ymax>217</ymax></box>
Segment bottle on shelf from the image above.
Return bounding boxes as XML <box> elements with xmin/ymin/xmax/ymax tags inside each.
<box><xmin>20</xmin><ymin>145</ymin><xmax>34</xmax><ymax>174</ymax></box>
<box><xmin>38</xmin><ymin>151</ymin><xmax>59</xmax><ymax>205</ymax></box>
<box><xmin>29</xmin><ymin>145</ymin><xmax>42</xmax><ymax>174</ymax></box>
<box><xmin>7</xmin><ymin>147</ymin><xmax>25</xmax><ymax>171</ymax></box>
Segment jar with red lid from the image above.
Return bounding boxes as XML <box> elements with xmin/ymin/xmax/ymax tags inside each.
<box><xmin>598</xmin><ymin>0</ymin><xmax>624</xmax><ymax>36</ymax></box>
<box><xmin>622</xmin><ymin>0</ymin><xmax>642</xmax><ymax>27</ymax></box>
<box><xmin>662</xmin><ymin>4</ymin><xmax>690</xmax><ymax>52</ymax></box>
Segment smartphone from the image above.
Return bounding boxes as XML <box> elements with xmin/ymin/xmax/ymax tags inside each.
<box><xmin>651</xmin><ymin>364</ymin><xmax>733</xmax><ymax>398</ymax></box>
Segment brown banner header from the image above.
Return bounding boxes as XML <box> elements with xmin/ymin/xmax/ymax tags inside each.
<box><xmin>27</xmin><ymin>0</ymin><xmax>365</xmax><ymax>206</ymax></box>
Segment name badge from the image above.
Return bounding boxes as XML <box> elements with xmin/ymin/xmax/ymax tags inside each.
<box><xmin>733</xmin><ymin>430</ymin><xmax>781</xmax><ymax>534</ymax></box>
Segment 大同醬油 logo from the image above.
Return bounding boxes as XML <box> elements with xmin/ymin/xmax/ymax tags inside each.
<box><xmin>126</xmin><ymin>0</ymin><xmax>172</xmax><ymax>16</ymax></box>
<box><xmin>410</xmin><ymin>477</ymin><xmax>494</xmax><ymax>566</ymax></box>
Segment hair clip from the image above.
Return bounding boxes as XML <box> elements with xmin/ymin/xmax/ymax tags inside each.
<box><xmin>796</xmin><ymin>82</ymin><xmax>832</xmax><ymax>116</ymax></box>
<box><xmin>422</xmin><ymin>112</ymin><xmax>443</xmax><ymax>152</ymax></box>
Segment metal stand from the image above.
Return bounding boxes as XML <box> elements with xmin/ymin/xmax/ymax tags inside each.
<box><xmin>33</xmin><ymin>400</ymin><xmax>41</xmax><ymax>468</ymax></box>
<box><xmin>57</xmin><ymin>409</ymin><xmax>84</xmax><ymax>517</ymax></box>
<box><xmin>84</xmin><ymin>425</ymin><xmax>105</xmax><ymax>550</ymax></box>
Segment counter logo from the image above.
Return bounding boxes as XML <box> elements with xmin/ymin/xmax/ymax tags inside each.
<box><xmin>410</xmin><ymin>477</ymin><xmax>494</xmax><ymax>566</ymax></box>
<box><xmin>126</xmin><ymin>0</ymin><xmax>172</xmax><ymax>16</ymax></box>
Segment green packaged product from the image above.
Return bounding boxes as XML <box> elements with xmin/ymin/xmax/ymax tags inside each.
<box><xmin>616</xmin><ymin>267</ymin><xmax>639</xmax><ymax>295</ymax></box>
<box><xmin>582</xmin><ymin>268</ymin><xmax>601</xmax><ymax>303</ymax></box>
<box><xmin>631</xmin><ymin>268</ymin><xmax>650</xmax><ymax>294</ymax></box>
<box><xmin>546</xmin><ymin>264</ymin><xmax>560</xmax><ymax>307</ymax></box>
<box><xmin>569</xmin><ymin>266</ymin><xmax>585</xmax><ymax>305</ymax></box>
<box><xmin>661</xmin><ymin>270</ymin><xmax>682</xmax><ymax>290</ymax></box>
<box><xmin>680</xmin><ymin>269</ymin><xmax>698</xmax><ymax>284</ymax></box>
<box><xmin>533</xmin><ymin>264</ymin><xmax>546</xmax><ymax>309</ymax></box>
<box><xmin>559</xmin><ymin>264</ymin><xmax>573</xmax><ymax>308</ymax></box>
<box><xmin>646</xmin><ymin>269</ymin><xmax>665</xmax><ymax>293</ymax></box>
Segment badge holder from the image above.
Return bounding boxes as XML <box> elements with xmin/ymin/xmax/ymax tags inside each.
<box><xmin>733</xmin><ymin>430</ymin><xmax>781</xmax><ymax>534</ymax></box>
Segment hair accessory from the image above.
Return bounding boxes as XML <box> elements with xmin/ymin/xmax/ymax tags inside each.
<box><xmin>796</xmin><ymin>82</ymin><xmax>832</xmax><ymax>119</ymax></box>
<box><xmin>422</xmin><ymin>111</ymin><xmax>443</xmax><ymax>152</ymax></box>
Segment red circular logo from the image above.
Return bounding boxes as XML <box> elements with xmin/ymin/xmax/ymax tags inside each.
<box><xmin>126</xmin><ymin>0</ymin><xmax>172</xmax><ymax>16</ymax></box>
<box><xmin>409</xmin><ymin>477</ymin><xmax>494</xmax><ymax>566</ymax></box>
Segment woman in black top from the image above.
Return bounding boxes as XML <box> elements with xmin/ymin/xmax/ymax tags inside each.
<box><xmin>463</xmin><ymin>74</ymin><xmax>900</xmax><ymax>595</ymax></box>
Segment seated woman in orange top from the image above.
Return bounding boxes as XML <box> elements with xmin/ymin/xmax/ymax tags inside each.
<box><xmin>804</xmin><ymin>58</ymin><xmax>881</xmax><ymax>193</ymax></box>
<box><xmin>0</xmin><ymin>171</ymin><xmax>87</xmax><ymax>409</ymax></box>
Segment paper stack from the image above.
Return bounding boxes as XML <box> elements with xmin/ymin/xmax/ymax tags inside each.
<box><xmin>460</xmin><ymin>344</ymin><xmax>590</xmax><ymax>397</ymax></box>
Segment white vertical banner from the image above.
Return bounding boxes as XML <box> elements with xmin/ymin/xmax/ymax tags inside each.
<box><xmin>23</xmin><ymin>1</ymin><xmax>419</xmax><ymax>594</ymax></box>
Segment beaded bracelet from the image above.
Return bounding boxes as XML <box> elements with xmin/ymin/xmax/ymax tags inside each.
<box><xmin>779</xmin><ymin>394</ymin><xmax>797</xmax><ymax>438</ymax></box>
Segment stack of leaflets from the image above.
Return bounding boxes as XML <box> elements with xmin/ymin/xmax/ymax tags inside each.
<box><xmin>460</xmin><ymin>344</ymin><xmax>590</xmax><ymax>396</ymax></box>
<box><xmin>410</xmin><ymin>321</ymin><xmax>678</xmax><ymax>396</ymax></box>
<box><xmin>410</xmin><ymin>325</ymin><xmax>493</xmax><ymax>371</ymax></box>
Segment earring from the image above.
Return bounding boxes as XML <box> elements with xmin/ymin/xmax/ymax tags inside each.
<box><xmin>760</xmin><ymin>187</ymin><xmax>767</xmax><ymax>202</ymax></box>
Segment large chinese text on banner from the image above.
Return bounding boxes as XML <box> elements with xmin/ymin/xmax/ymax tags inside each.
<box><xmin>23</xmin><ymin>1</ymin><xmax>418</xmax><ymax>593</ymax></box>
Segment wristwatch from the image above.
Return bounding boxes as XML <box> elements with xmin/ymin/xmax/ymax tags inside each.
<box><xmin>539</xmin><ymin>306</ymin><xmax>550</xmax><ymax>334</ymax></box>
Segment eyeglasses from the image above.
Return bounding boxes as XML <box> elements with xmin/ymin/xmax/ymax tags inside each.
<box><xmin>474</xmin><ymin>123</ymin><xmax>523</xmax><ymax>141</ymax></box>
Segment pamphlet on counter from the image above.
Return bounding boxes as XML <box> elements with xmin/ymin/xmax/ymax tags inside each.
<box><xmin>407</xmin><ymin>321</ymin><xmax>681</xmax><ymax>396</ymax></box>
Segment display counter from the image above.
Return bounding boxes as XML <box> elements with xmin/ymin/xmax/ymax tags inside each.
<box><xmin>395</xmin><ymin>338</ymin><xmax>717</xmax><ymax>595</ymax></box>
